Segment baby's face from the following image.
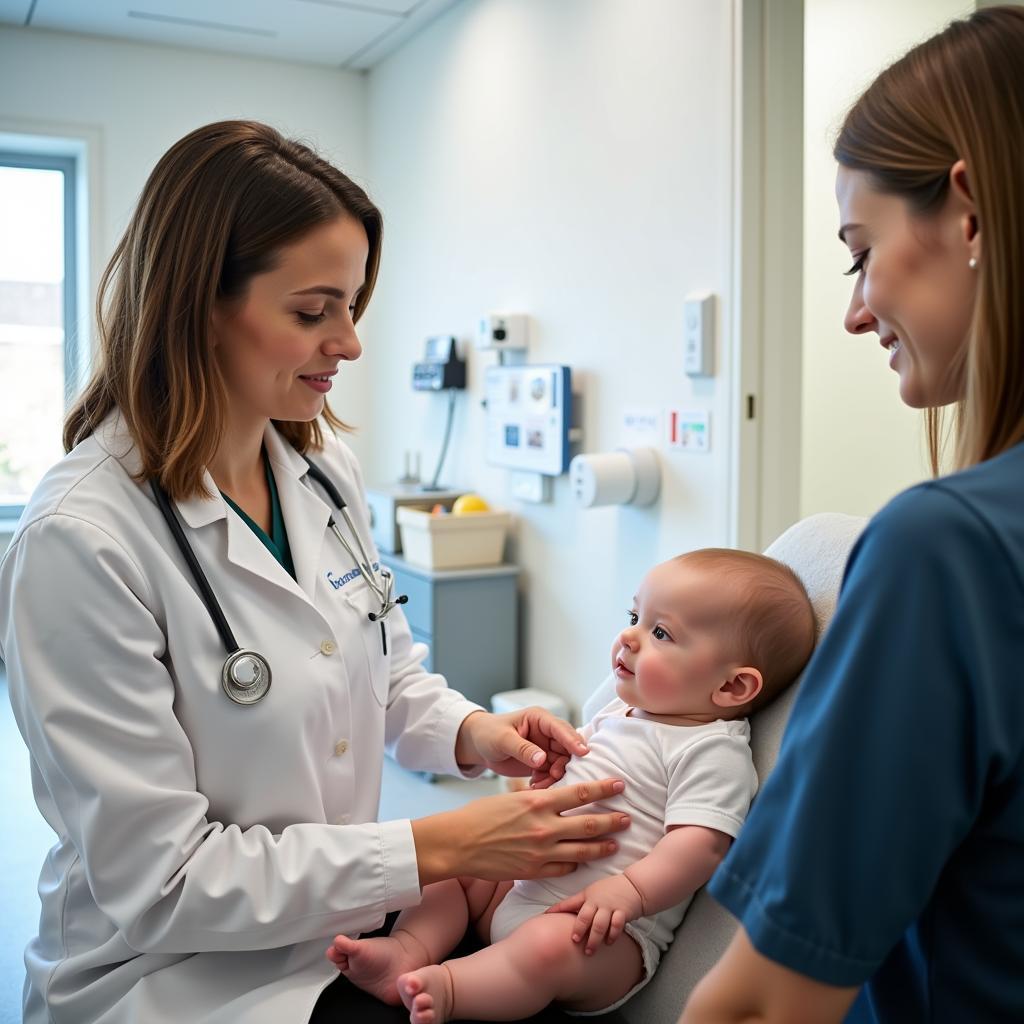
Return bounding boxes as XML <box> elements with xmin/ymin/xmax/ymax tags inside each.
<box><xmin>611</xmin><ymin>560</ymin><xmax>733</xmax><ymax>718</ymax></box>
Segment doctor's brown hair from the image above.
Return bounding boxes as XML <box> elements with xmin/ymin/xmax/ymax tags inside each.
<box><xmin>63</xmin><ymin>120</ymin><xmax>382</xmax><ymax>500</ymax></box>
<box><xmin>834</xmin><ymin>5</ymin><xmax>1024</xmax><ymax>474</ymax></box>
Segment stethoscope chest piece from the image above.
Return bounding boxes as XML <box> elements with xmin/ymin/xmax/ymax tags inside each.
<box><xmin>153</xmin><ymin>454</ymin><xmax>404</xmax><ymax>708</ymax></box>
<box><xmin>221</xmin><ymin>650</ymin><xmax>272</xmax><ymax>705</ymax></box>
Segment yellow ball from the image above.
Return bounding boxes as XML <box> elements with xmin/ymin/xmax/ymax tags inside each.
<box><xmin>452</xmin><ymin>493</ymin><xmax>490</xmax><ymax>515</ymax></box>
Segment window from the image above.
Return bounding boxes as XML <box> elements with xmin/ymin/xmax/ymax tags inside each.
<box><xmin>0</xmin><ymin>152</ymin><xmax>80</xmax><ymax>519</ymax></box>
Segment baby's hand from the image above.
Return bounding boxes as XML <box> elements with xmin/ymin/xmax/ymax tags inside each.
<box><xmin>544</xmin><ymin>873</ymin><xmax>645</xmax><ymax>954</ymax></box>
<box><xmin>529</xmin><ymin>737</ymin><xmax>572</xmax><ymax>789</ymax></box>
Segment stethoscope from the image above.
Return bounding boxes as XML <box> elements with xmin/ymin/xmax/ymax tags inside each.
<box><xmin>150</xmin><ymin>455</ymin><xmax>406</xmax><ymax>706</ymax></box>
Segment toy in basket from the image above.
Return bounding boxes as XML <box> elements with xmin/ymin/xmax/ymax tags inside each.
<box><xmin>396</xmin><ymin>494</ymin><xmax>510</xmax><ymax>570</ymax></box>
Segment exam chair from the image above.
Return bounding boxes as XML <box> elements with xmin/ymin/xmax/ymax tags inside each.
<box><xmin>329</xmin><ymin>513</ymin><xmax>867</xmax><ymax>1024</ymax></box>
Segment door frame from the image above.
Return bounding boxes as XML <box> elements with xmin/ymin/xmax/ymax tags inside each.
<box><xmin>729</xmin><ymin>0</ymin><xmax>805</xmax><ymax>552</ymax></box>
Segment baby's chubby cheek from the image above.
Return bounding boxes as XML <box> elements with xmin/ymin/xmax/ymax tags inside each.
<box><xmin>635</xmin><ymin>659</ymin><xmax>679</xmax><ymax>703</ymax></box>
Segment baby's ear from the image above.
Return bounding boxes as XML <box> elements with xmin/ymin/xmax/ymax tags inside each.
<box><xmin>712</xmin><ymin>668</ymin><xmax>763</xmax><ymax>709</ymax></box>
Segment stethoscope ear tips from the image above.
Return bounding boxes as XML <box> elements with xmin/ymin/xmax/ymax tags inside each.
<box><xmin>368</xmin><ymin>593</ymin><xmax>408</xmax><ymax>623</ymax></box>
<box><xmin>368</xmin><ymin>593</ymin><xmax>408</xmax><ymax>622</ymax></box>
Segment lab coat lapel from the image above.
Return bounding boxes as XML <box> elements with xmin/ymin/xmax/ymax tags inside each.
<box><xmin>171</xmin><ymin>459</ymin><xmax>312</xmax><ymax>605</ymax></box>
<box><xmin>223</xmin><ymin>500</ymin><xmax>307</xmax><ymax>597</ymax></box>
<box><xmin>99</xmin><ymin>411</ymin><xmax>326</xmax><ymax>602</ymax></box>
<box><xmin>263</xmin><ymin>427</ymin><xmax>330</xmax><ymax>602</ymax></box>
<box><xmin>174</xmin><ymin>468</ymin><xmax>307</xmax><ymax>601</ymax></box>
<box><xmin>174</xmin><ymin>471</ymin><xmax>227</xmax><ymax>529</ymax></box>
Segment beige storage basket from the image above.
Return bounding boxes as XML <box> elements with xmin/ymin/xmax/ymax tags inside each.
<box><xmin>396</xmin><ymin>506</ymin><xmax>510</xmax><ymax>570</ymax></box>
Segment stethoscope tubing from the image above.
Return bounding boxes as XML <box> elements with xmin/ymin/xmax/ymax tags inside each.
<box><xmin>151</xmin><ymin>454</ymin><xmax>404</xmax><ymax>704</ymax></box>
<box><xmin>300</xmin><ymin>455</ymin><xmax>346</xmax><ymax>510</ymax></box>
<box><xmin>150</xmin><ymin>479</ymin><xmax>241</xmax><ymax>655</ymax></box>
<box><xmin>302</xmin><ymin>455</ymin><xmax>400</xmax><ymax>620</ymax></box>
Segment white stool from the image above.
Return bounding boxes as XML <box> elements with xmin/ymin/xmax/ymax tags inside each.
<box><xmin>491</xmin><ymin>687</ymin><xmax>570</xmax><ymax>722</ymax></box>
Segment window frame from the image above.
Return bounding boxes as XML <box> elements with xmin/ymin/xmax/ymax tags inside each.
<box><xmin>0</xmin><ymin>150</ymin><xmax>80</xmax><ymax>522</ymax></box>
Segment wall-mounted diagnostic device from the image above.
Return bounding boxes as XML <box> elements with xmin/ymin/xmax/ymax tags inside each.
<box><xmin>412</xmin><ymin>335</ymin><xmax>467</xmax><ymax>391</ymax></box>
<box><xmin>484</xmin><ymin>364</ymin><xmax>572</xmax><ymax>475</ymax></box>
<box><xmin>476</xmin><ymin>313</ymin><xmax>529</xmax><ymax>353</ymax></box>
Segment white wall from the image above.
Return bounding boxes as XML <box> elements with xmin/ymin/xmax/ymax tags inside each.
<box><xmin>800</xmin><ymin>0</ymin><xmax>974</xmax><ymax>519</ymax></box>
<box><xmin>0</xmin><ymin>26</ymin><xmax>371</xmax><ymax>465</ymax></box>
<box><xmin>364</xmin><ymin>0</ymin><xmax>737</xmax><ymax>715</ymax></box>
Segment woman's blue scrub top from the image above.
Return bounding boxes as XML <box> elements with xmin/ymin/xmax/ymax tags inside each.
<box><xmin>710</xmin><ymin>441</ymin><xmax>1024</xmax><ymax>1022</ymax></box>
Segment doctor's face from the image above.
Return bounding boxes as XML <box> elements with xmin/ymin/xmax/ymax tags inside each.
<box><xmin>212</xmin><ymin>214</ymin><xmax>368</xmax><ymax>424</ymax></box>
<box><xmin>836</xmin><ymin>166</ymin><xmax>976</xmax><ymax>409</ymax></box>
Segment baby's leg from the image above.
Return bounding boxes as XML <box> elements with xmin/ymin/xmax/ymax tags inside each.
<box><xmin>328</xmin><ymin>877</ymin><xmax>511</xmax><ymax>1006</ymax></box>
<box><xmin>397</xmin><ymin>911</ymin><xmax>644</xmax><ymax>1023</ymax></box>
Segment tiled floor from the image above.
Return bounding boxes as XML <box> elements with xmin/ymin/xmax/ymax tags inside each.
<box><xmin>0</xmin><ymin>667</ymin><xmax>499</xmax><ymax>1023</ymax></box>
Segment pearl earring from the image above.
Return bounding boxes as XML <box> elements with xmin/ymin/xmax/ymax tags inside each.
<box><xmin>968</xmin><ymin>257</ymin><xmax>978</xmax><ymax>269</ymax></box>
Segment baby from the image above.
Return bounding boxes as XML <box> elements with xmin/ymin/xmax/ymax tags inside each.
<box><xmin>328</xmin><ymin>548</ymin><xmax>816</xmax><ymax>1023</ymax></box>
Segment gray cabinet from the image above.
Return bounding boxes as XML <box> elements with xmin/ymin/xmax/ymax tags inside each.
<box><xmin>386</xmin><ymin>554</ymin><xmax>519</xmax><ymax>708</ymax></box>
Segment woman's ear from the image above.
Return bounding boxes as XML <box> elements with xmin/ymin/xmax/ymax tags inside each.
<box><xmin>949</xmin><ymin>158</ymin><xmax>981</xmax><ymax>264</ymax></box>
<box><xmin>712</xmin><ymin>668</ymin><xmax>763</xmax><ymax>710</ymax></box>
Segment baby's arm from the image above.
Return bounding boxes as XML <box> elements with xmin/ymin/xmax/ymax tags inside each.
<box><xmin>546</xmin><ymin>825</ymin><xmax>731</xmax><ymax>954</ymax></box>
<box><xmin>621</xmin><ymin>824</ymin><xmax>731</xmax><ymax>916</ymax></box>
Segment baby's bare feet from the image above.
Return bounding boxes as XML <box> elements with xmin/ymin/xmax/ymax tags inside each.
<box><xmin>397</xmin><ymin>965</ymin><xmax>454</xmax><ymax>1024</ymax></box>
<box><xmin>327</xmin><ymin>932</ymin><xmax>430</xmax><ymax>1006</ymax></box>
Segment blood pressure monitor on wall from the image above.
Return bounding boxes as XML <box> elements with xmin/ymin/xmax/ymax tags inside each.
<box><xmin>412</xmin><ymin>335</ymin><xmax>467</xmax><ymax>391</ymax></box>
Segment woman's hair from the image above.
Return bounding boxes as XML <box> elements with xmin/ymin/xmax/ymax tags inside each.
<box><xmin>834</xmin><ymin>5</ymin><xmax>1024</xmax><ymax>474</ymax></box>
<box><xmin>64</xmin><ymin>120</ymin><xmax>382</xmax><ymax>499</ymax></box>
<box><xmin>674</xmin><ymin>549</ymin><xmax>817</xmax><ymax>716</ymax></box>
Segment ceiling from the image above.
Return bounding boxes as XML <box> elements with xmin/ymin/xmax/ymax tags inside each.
<box><xmin>0</xmin><ymin>0</ymin><xmax>463</xmax><ymax>70</ymax></box>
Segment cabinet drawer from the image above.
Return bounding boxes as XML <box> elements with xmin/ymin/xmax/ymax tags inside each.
<box><xmin>391</xmin><ymin>567</ymin><xmax>433</xmax><ymax>635</ymax></box>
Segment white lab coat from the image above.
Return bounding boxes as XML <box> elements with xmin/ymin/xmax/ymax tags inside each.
<box><xmin>0</xmin><ymin>413</ymin><xmax>484</xmax><ymax>1024</ymax></box>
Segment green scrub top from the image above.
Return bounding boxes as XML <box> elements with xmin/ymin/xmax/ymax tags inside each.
<box><xmin>221</xmin><ymin>451</ymin><xmax>296</xmax><ymax>580</ymax></box>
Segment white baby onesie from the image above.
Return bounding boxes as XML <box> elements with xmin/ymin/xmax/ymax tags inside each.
<box><xmin>490</xmin><ymin>697</ymin><xmax>758</xmax><ymax>1012</ymax></box>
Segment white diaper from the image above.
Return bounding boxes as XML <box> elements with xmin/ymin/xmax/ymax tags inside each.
<box><xmin>489</xmin><ymin>887</ymin><xmax>661</xmax><ymax>1017</ymax></box>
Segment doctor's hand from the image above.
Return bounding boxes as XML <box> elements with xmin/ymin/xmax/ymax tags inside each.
<box><xmin>412</xmin><ymin>778</ymin><xmax>630</xmax><ymax>886</ymax></box>
<box><xmin>454</xmin><ymin>708</ymin><xmax>588</xmax><ymax>789</ymax></box>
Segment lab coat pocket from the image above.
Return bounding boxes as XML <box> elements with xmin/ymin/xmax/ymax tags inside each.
<box><xmin>341</xmin><ymin>582</ymin><xmax>391</xmax><ymax>707</ymax></box>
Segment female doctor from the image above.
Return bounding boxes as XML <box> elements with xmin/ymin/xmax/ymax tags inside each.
<box><xmin>0</xmin><ymin>120</ymin><xmax>629</xmax><ymax>1024</ymax></box>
